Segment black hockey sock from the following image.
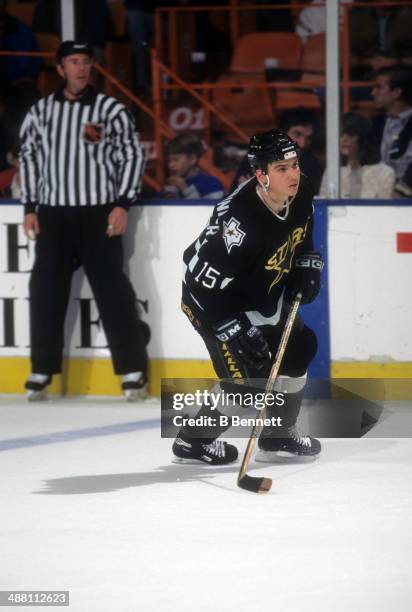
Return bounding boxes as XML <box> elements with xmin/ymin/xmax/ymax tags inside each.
<box><xmin>263</xmin><ymin>387</ymin><xmax>305</xmax><ymax>438</ymax></box>
<box><xmin>283</xmin><ymin>387</ymin><xmax>305</xmax><ymax>428</ymax></box>
<box><xmin>180</xmin><ymin>403</ymin><xmax>231</xmax><ymax>442</ymax></box>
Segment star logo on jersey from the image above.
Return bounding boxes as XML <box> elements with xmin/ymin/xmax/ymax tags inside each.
<box><xmin>265</xmin><ymin>223</ymin><xmax>308</xmax><ymax>291</ymax></box>
<box><xmin>223</xmin><ymin>217</ymin><xmax>246</xmax><ymax>253</ymax></box>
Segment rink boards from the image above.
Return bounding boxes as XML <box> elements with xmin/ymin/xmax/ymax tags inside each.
<box><xmin>0</xmin><ymin>198</ymin><xmax>411</xmax><ymax>394</ymax></box>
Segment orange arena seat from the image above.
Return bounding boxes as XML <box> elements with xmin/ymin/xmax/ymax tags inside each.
<box><xmin>230</xmin><ymin>32</ymin><xmax>303</xmax><ymax>75</ymax></box>
<box><xmin>6</xmin><ymin>1</ymin><xmax>36</xmax><ymax>27</ymax></box>
<box><xmin>274</xmin><ymin>33</ymin><xmax>325</xmax><ymax>110</ymax></box>
<box><xmin>212</xmin><ymin>32</ymin><xmax>303</xmax><ymax>134</ymax></box>
<box><xmin>0</xmin><ymin>168</ymin><xmax>16</xmax><ymax>197</ymax></box>
<box><xmin>212</xmin><ymin>74</ymin><xmax>276</xmax><ymax>135</ymax></box>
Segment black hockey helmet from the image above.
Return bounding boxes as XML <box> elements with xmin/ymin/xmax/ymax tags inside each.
<box><xmin>56</xmin><ymin>41</ymin><xmax>94</xmax><ymax>65</ymax></box>
<box><xmin>247</xmin><ymin>128</ymin><xmax>299</xmax><ymax>172</ymax></box>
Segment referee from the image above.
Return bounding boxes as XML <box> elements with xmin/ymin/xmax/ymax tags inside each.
<box><xmin>20</xmin><ymin>41</ymin><xmax>148</xmax><ymax>401</ymax></box>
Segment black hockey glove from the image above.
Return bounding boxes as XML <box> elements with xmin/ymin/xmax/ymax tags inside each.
<box><xmin>287</xmin><ymin>251</ymin><xmax>324</xmax><ymax>305</ymax></box>
<box><xmin>213</xmin><ymin>314</ymin><xmax>270</xmax><ymax>369</ymax></box>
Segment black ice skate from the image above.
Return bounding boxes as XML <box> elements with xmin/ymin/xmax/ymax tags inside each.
<box><xmin>172</xmin><ymin>431</ymin><xmax>238</xmax><ymax>465</ymax></box>
<box><xmin>255</xmin><ymin>426</ymin><xmax>321</xmax><ymax>461</ymax></box>
<box><xmin>25</xmin><ymin>374</ymin><xmax>52</xmax><ymax>402</ymax></box>
<box><xmin>122</xmin><ymin>372</ymin><xmax>148</xmax><ymax>402</ymax></box>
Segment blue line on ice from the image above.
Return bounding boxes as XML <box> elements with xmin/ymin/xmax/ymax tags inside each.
<box><xmin>0</xmin><ymin>419</ymin><xmax>159</xmax><ymax>451</ymax></box>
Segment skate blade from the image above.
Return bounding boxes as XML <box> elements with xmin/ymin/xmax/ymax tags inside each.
<box><xmin>255</xmin><ymin>450</ymin><xmax>318</xmax><ymax>463</ymax></box>
<box><xmin>27</xmin><ymin>390</ymin><xmax>48</xmax><ymax>402</ymax></box>
<box><xmin>171</xmin><ymin>456</ymin><xmax>203</xmax><ymax>465</ymax></box>
<box><xmin>171</xmin><ymin>456</ymin><xmax>236</xmax><ymax>466</ymax></box>
<box><xmin>124</xmin><ymin>387</ymin><xmax>147</xmax><ymax>402</ymax></box>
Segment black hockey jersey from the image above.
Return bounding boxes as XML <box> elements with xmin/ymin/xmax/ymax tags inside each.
<box><xmin>182</xmin><ymin>174</ymin><xmax>315</xmax><ymax>327</ymax></box>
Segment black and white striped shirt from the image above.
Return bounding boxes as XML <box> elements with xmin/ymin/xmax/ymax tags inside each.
<box><xmin>19</xmin><ymin>87</ymin><xmax>145</xmax><ymax>213</ymax></box>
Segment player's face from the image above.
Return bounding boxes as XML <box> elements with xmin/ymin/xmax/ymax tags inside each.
<box><xmin>371</xmin><ymin>75</ymin><xmax>399</xmax><ymax>110</ymax></box>
<box><xmin>287</xmin><ymin>124</ymin><xmax>313</xmax><ymax>151</ymax></box>
<box><xmin>264</xmin><ymin>156</ymin><xmax>301</xmax><ymax>199</ymax></box>
<box><xmin>168</xmin><ymin>153</ymin><xmax>196</xmax><ymax>177</ymax></box>
<box><xmin>57</xmin><ymin>54</ymin><xmax>93</xmax><ymax>94</ymax></box>
<box><xmin>340</xmin><ymin>132</ymin><xmax>359</xmax><ymax>159</ymax></box>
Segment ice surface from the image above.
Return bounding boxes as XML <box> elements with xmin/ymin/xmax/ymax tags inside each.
<box><xmin>1</xmin><ymin>397</ymin><xmax>411</xmax><ymax>612</ymax></box>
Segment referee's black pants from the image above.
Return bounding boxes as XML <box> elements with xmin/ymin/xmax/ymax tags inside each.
<box><xmin>29</xmin><ymin>205</ymin><xmax>148</xmax><ymax>376</ymax></box>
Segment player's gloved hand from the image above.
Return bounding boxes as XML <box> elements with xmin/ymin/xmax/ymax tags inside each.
<box><xmin>213</xmin><ymin>314</ymin><xmax>270</xmax><ymax>369</ymax></box>
<box><xmin>287</xmin><ymin>251</ymin><xmax>324</xmax><ymax>304</ymax></box>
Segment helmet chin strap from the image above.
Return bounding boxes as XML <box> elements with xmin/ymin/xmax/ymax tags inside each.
<box><xmin>258</xmin><ymin>177</ymin><xmax>291</xmax><ymax>211</ymax></box>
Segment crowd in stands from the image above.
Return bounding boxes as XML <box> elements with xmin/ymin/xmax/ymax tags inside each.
<box><xmin>231</xmin><ymin>107</ymin><xmax>325</xmax><ymax>193</ymax></box>
<box><xmin>319</xmin><ymin>112</ymin><xmax>395</xmax><ymax>199</ymax></box>
<box><xmin>161</xmin><ymin>133</ymin><xmax>224</xmax><ymax>200</ymax></box>
<box><xmin>371</xmin><ymin>65</ymin><xmax>412</xmax><ymax>196</ymax></box>
<box><xmin>0</xmin><ymin>0</ymin><xmax>412</xmax><ymax>199</ymax></box>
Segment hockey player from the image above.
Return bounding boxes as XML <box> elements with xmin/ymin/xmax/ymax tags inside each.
<box><xmin>172</xmin><ymin>129</ymin><xmax>323</xmax><ymax>465</ymax></box>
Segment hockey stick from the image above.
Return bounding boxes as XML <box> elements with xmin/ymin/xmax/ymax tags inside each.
<box><xmin>237</xmin><ymin>292</ymin><xmax>302</xmax><ymax>494</ymax></box>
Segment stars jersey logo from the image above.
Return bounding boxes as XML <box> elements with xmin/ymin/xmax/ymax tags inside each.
<box><xmin>222</xmin><ymin>217</ymin><xmax>246</xmax><ymax>253</ymax></box>
<box><xmin>265</xmin><ymin>222</ymin><xmax>308</xmax><ymax>291</ymax></box>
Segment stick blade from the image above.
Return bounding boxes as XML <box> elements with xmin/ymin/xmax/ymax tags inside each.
<box><xmin>237</xmin><ymin>474</ymin><xmax>272</xmax><ymax>494</ymax></box>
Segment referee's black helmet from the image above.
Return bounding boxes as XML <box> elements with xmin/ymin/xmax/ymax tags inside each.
<box><xmin>248</xmin><ymin>129</ymin><xmax>299</xmax><ymax>172</ymax></box>
<box><xmin>56</xmin><ymin>41</ymin><xmax>94</xmax><ymax>65</ymax></box>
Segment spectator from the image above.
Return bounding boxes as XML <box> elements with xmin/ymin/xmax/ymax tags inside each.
<box><xmin>124</xmin><ymin>1</ymin><xmax>155</xmax><ymax>95</ymax></box>
<box><xmin>157</xmin><ymin>2</ymin><xmax>232</xmax><ymax>83</ymax></box>
<box><xmin>319</xmin><ymin>112</ymin><xmax>395</xmax><ymax>199</ymax></box>
<box><xmin>232</xmin><ymin>107</ymin><xmax>324</xmax><ymax>194</ymax></box>
<box><xmin>0</xmin><ymin>79</ymin><xmax>40</xmax><ymax>170</ymax></box>
<box><xmin>124</xmin><ymin>1</ymin><xmax>231</xmax><ymax>90</ymax></box>
<box><xmin>371</xmin><ymin>65</ymin><xmax>412</xmax><ymax>196</ymax></box>
<box><xmin>6</xmin><ymin>146</ymin><xmax>20</xmax><ymax>198</ymax></box>
<box><xmin>0</xmin><ymin>112</ymin><xmax>8</xmax><ymax>171</ymax></box>
<box><xmin>162</xmin><ymin>133</ymin><xmax>224</xmax><ymax>199</ymax></box>
<box><xmin>0</xmin><ymin>0</ymin><xmax>40</xmax><ymax>90</ymax></box>
<box><xmin>350</xmin><ymin>0</ymin><xmax>412</xmax><ymax>78</ymax></box>
<box><xmin>295</xmin><ymin>0</ymin><xmax>353</xmax><ymax>42</ymax></box>
<box><xmin>190</xmin><ymin>2</ymin><xmax>232</xmax><ymax>82</ymax></box>
<box><xmin>33</xmin><ymin>0</ymin><xmax>114</xmax><ymax>63</ymax></box>
<box><xmin>256</xmin><ymin>0</ymin><xmax>294</xmax><ymax>33</ymax></box>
